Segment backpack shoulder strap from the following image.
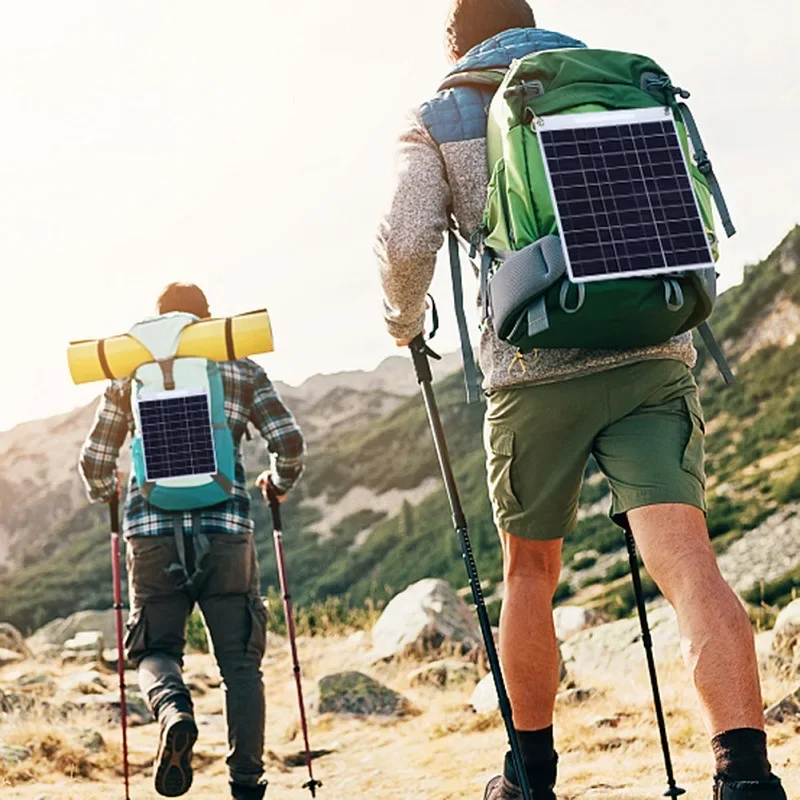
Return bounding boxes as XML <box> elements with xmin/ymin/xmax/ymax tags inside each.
<box><xmin>697</xmin><ymin>321</ymin><xmax>735</xmax><ymax>384</ymax></box>
<box><xmin>448</xmin><ymin>230</ymin><xmax>481</xmax><ymax>404</ymax></box>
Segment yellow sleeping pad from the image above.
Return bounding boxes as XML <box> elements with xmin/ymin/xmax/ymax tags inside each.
<box><xmin>68</xmin><ymin>308</ymin><xmax>273</xmax><ymax>384</ymax></box>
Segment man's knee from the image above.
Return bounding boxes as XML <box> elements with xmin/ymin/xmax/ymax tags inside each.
<box><xmin>501</xmin><ymin>531</ymin><xmax>563</xmax><ymax>594</ymax></box>
<box><xmin>627</xmin><ymin>503</ymin><xmax>723</xmax><ymax>602</ymax></box>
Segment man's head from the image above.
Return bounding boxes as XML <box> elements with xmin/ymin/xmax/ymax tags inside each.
<box><xmin>445</xmin><ymin>0</ymin><xmax>536</xmax><ymax>63</ymax></box>
<box><xmin>156</xmin><ymin>282</ymin><xmax>211</xmax><ymax>319</ymax></box>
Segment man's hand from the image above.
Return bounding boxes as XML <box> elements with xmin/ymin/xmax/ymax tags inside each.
<box><xmin>115</xmin><ymin>470</ymin><xmax>125</xmax><ymax>501</ymax></box>
<box><xmin>395</xmin><ymin>337</ymin><xmax>414</xmax><ymax>347</ymax></box>
<box><xmin>256</xmin><ymin>471</ymin><xmax>287</xmax><ymax>504</ymax></box>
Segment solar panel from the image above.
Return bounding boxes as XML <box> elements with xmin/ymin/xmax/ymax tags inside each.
<box><xmin>537</xmin><ymin>107</ymin><xmax>714</xmax><ymax>283</ymax></box>
<box><xmin>138</xmin><ymin>389</ymin><xmax>217</xmax><ymax>481</ymax></box>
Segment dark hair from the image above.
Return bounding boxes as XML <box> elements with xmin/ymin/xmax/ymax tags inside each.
<box><xmin>445</xmin><ymin>0</ymin><xmax>536</xmax><ymax>62</ymax></box>
<box><xmin>156</xmin><ymin>282</ymin><xmax>211</xmax><ymax>318</ymax></box>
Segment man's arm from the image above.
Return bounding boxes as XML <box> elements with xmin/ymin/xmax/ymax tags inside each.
<box><xmin>375</xmin><ymin>109</ymin><xmax>452</xmax><ymax>343</ymax></box>
<box><xmin>249</xmin><ymin>366</ymin><xmax>305</xmax><ymax>495</ymax></box>
<box><xmin>78</xmin><ymin>381</ymin><xmax>130</xmax><ymax>503</ymax></box>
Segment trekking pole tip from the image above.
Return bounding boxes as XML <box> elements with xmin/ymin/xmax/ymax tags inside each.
<box><xmin>664</xmin><ymin>786</ymin><xmax>686</xmax><ymax>797</ymax></box>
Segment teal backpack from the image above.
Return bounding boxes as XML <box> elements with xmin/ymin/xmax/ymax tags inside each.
<box><xmin>128</xmin><ymin>313</ymin><xmax>235</xmax><ymax>511</ymax></box>
<box><xmin>443</xmin><ymin>48</ymin><xmax>735</xmax><ymax>399</ymax></box>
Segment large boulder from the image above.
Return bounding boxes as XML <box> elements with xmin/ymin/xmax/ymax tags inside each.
<box><xmin>369</xmin><ymin>578</ymin><xmax>481</xmax><ymax>663</ymax></box>
<box><xmin>315</xmin><ymin>671</ymin><xmax>412</xmax><ymax>717</ymax></box>
<box><xmin>771</xmin><ymin>599</ymin><xmax>800</xmax><ymax>672</ymax></box>
<box><xmin>27</xmin><ymin>610</ymin><xmax>127</xmax><ymax>654</ymax></box>
<box><xmin>560</xmin><ymin>605</ymin><xmax>680</xmax><ymax>685</ymax></box>
<box><xmin>553</xmin><ymin>606</ymin><xmax>599</xmax><ymax>642</ymax></box>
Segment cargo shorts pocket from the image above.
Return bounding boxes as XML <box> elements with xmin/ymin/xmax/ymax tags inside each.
<box><xmin>124</xmin><ymin>608</ymin><xmax>147</xmax><ymax>664</ymax></box>
<box><xmin>680</xmin><ymin>393</ymin><xmax>706</xmax><ymax>484</ymax></box>
<box><xmin>246</xmin><ymin>595</ymin><xmax>268</xmax><ymax>660</ymax></box>
<box><xmin>485</xmin><ymin>425</ymin><xmax>523</xmax><ymax>516</ymax></box>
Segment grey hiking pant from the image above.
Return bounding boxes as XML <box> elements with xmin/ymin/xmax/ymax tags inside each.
<box><xmin>125</xmin><ymin>532</ymin><xmax>268</xmax><ymax>787</ymax></box>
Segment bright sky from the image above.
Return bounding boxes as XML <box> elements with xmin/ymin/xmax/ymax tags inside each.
<box><xmin>1</xmin><ymin>0</ymin><xmax>798</xmax><ymax>432</ymax></box>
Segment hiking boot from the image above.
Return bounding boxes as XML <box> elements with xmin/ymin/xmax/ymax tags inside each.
<box><xmin>230</xmin><ymin>780</ymin><xmax>268</xmax><ymax>800</ymax></box>
<box><xmin>154</xmin><ymin>710</ymin><xmax>198</xmax><ymax>797</ymax></box>
<box><xmin>713</xmin><ymin>775</ymin><xmax>787</xmax><ymax>799</ymax></box>
<box><xmin>483</xmin><ymin>754</ymin><xmax>558</xmax><ymax>800</ymax></box>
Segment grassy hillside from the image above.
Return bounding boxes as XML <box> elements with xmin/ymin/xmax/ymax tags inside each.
<box><xmin>1</xmin><ymin>229</ymin><xmax>798</xmax><ymax>632</ymax></box>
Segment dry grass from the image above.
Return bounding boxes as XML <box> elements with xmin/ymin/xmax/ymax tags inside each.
<box><xmin>1</xmin><ymin>637</ymin><xmax>798</xmax><ymax>800</ymax></box>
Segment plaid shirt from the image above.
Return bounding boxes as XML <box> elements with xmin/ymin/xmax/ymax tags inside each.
<box><xmin>79</xmin><ymin>359</ymin><xmax>305</xmax><ymax>538</ymax></box>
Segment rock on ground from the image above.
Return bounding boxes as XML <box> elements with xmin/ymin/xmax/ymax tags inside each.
<box><xmin>0</xmin><ymin>622</ymin><xmax>34</xmax><ymax>657</ymax></box>
<box><xmin>717</xmin><ymin>505</ymin><xmax>800</xmax><ymax>594</ymax></box>
<box><xmin>63</xmin><ymin>630</ymin><xmax>104</xmax><ymax>653</ymax></box>
<box><xmin>315</xmin><ymin>671</ymin><xmax>412</xmax><ymax>717</ymax></box>
<box><xmin>407</xmin><ymin>659</ymin><xmax>479</xmax><ymax>689</ymax></box>
<box><xmin>560</xmin><ymin>605</ymin><xmax>680</xmax><ymax>685</ymax></box>
<box><xmin>553</xmin><ymin>606</ymin><xmax>599</xmax><ymax>642</ymax></box>
<box><xmin>771</xmin><ymin>598</ymin><xmax>800</xmax><ymax>671</ymax></box>
<box><xmin>27</xmin><ymin>609</ymin><xmax>126</xmax><ymax>653</ymax></box>
<box><xmin>469</xmin><ymin>659</ymin><xmax>571</xmax><ymax>714</ymax></box>
<box><xmin>765</xmin><ymin>686</ymin><xmax>800</xmax><ymax>725</ymax></box>
<box><xmin>369</xmin><ymin>578</ymin><xmax>481</xmax><ymax>663</ymax></box>
<box><xmin>68</xmin><ymin>691</ymin><xmax>154</xmax><ymax>726</ymax></box>
<box><xmin>0</xmin><ymin>743</ymin><xmax>32</xmax><ymax>765</ymax></box>
<box><xmin>0</xmin><ymin>648</ymin><xmax>24</xmax><ymax>668</ymax></box>
<box><xmin>58</xmin><ymin>671</ymin><xmax>109</xmax><ymax>695</ymax></box>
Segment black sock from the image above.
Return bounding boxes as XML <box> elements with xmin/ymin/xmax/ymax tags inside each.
<box><xmin>503</xmin><ymin>726</ymin><xmax>556</xmax><ymax>785</ymax></box>
<box><xmin>712</xmin><ymin>728</ymin><xmax>771</xmax><ymax>783</ymax></box>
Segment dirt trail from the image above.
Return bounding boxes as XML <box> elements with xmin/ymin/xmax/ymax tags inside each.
<box><xmin>2</xmin><ymin>636</ymin><xmax>798</xmax><ymax>800</ymax></box>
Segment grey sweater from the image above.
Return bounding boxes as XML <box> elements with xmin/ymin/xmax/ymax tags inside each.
<box><xmin>375</xmin><ymin>106</ymin><xmax>696</xmax><ymax>394</ymax></box>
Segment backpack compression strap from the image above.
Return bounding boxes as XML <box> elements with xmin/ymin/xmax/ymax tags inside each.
<box><xmin>448</xmin><ymin>230</ymin><xmax>481</xmax><ymax>404</ymax></box>
<box><xmin>678</xmin><ymin>102</ymin><xmax>736</xmax><ymax>238</ymax></box>
<box><xmin>697</xmin><ymin>321</ymin><xmax>735</xmax><ymax>385</ymax></box>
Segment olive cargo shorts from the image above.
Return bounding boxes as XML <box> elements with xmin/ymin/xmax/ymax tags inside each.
<box><xmin>484</xmin><ymin>359</ymin><xmax>707</xmax><ymax>540</ymax></box>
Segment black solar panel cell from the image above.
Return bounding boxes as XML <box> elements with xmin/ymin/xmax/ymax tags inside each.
<box><xmin>539</xmin><ymin>112</ymin><xmax>713</xmax><ymax>282</ymax></box>
<box><xmin>139</xmin><ymin>392</ymin><xmax>217</xmax><ymax>481</ymax></box>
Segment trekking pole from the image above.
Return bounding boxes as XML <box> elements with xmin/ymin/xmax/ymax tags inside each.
<box><xmin>624</xmin><ymin>526</ymin><xmax>685</xmax><ymax>798</ymax></box>
<box><xmin>109</xmin><ymin>495</ymin><xmax>132</xmax><ymax>800</ymax></box>
<box><xmin>408</xmin><ymin>333</ymin><xmax>532</xmax><ymax>800</ymax></box>
<box><xmin>266</xmin><ymin>479</ymin><xmax>322</xmax><ymax>798</ymax></box>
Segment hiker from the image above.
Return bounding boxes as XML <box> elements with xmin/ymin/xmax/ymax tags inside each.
<box><xmin>78</xmin><ymin>282</ymin><xmax>305</xmax><ymax>800</ymax></box>
<box><xmin>376</xmin><ymin>2</ymin><xmax>786</xmax><ymax>798</ymax></box>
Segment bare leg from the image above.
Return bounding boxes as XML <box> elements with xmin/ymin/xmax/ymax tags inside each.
<box><xmin>499</xmin><ymin>532</ymin><xmax>563</xmax><ymax>731</ymax></box>
<box><xmin>627</xmin><ymin>503</ymin><xmax>764</xmax><ymax>735</ymax></box>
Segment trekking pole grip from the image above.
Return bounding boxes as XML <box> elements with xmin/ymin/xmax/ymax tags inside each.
<box><xmin>109</xmin><ymin>495</ymin><xmax>120</xmax><ymax>534</ymax></box>
<box><xmin>266</xmin><ymin>476</ymin><xmax>282</xmax><ymax>526</ymax></box>
<box><xmin>409</xmin><ymin>333</ymin><xmax>441</xmax><ymax>385</ymax></box>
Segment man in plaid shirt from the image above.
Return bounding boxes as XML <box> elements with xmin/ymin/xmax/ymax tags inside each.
<box><xmin>79</xmin><ymin>283</ymin><xmax>305</xmax><ymax>800</ymax></box>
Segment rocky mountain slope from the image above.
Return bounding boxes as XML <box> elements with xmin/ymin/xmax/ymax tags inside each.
<box><xmin>0</xmin><ymin>229</ymin><xmax>798</xmax><ymax>632</ymax></box>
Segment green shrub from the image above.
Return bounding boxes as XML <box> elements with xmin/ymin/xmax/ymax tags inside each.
<box><xmin>603</xmin><ymin>559</ymin><xmax>630</xmax><ymax>582</ymax></box>
<box><xmin>553</xmin><ymin>581</ymin><xmax>575</xmax><ymax>604</ymax></box>
<box><xmin>186</xmin><ymin>610</ymin><xmax>209</xmax><ymax>653</ymax></box>
<box><xmin>572</xmin><ymin>554</ymin><xmax>597</xmax><ymax>571</ymax></box>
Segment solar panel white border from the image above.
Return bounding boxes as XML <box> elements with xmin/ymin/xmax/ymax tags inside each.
<box><xmin>536</xmin><ymin>106</ymin><xmax>715</xmax><ymax>284</ymax></box>
<box><xmin>138</xmin><ymin>388</ymin><xmax>218</xmax><ymax>483</ymax></box>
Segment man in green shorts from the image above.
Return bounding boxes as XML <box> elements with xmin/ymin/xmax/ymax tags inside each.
<box><xmin>375</xmin><ymin>1</ymin><xmax>785</xmax><ymax>798</ymax></box>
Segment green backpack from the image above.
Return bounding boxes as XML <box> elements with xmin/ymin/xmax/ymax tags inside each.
<box><xmin>444</xmin><ymin>48</ymin><xmax>735</xmax><ymax>398</ymax></box>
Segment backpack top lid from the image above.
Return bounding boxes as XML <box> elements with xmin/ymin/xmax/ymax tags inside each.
<box><xmin>128</xmin><ymin>312</ymin><xmax>198</xmax><ymax>364</ymax></box>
